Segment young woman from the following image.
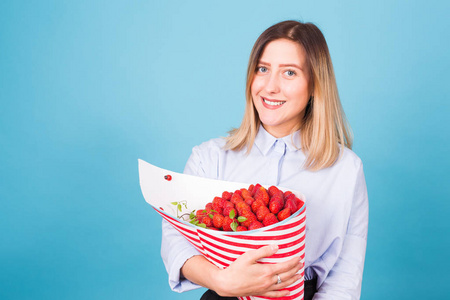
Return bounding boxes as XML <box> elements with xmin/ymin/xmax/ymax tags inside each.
<box><xmin>161</xmin><ymin>20</ymin><xmax>369</xmax><ymax>300</ymax></box>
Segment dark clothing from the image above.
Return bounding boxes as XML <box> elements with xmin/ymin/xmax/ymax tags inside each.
<box><xmin>304</xmin><ymin>277</ymin><xmax>318</xmax><ymax>300</ymax></box>
<box><xmin>200</xmin><ymin>290</ymin><xmax>237</xmax><ymax>300</ymax></box>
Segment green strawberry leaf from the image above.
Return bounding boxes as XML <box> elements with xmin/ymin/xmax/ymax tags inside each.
<box><xmin>171</xmin><ymin>202</ymin><xmax>178</xmax><ymax>205</ymax></box>
<box><xmin>197</xmin><ymin>223</ymin><xmax>207</xmax><ymax>228</ymax></box>
<box><xmin>209</xmin><ymin>214</ymin><xmax>214</xmax><ymax>219</ymax></box>
<box><xmin>231</xmin><ymin>221</ymin><xmax>238</xmax><ymax>232</ymax></box>
<box><xmin>229</xmin><ymin>209</ymin><xmax>236</xmax><ymax>219</ymax></box>
<box><xmin>190</xmin><ymin>211</ymin><xmax>196</xmax><ymax>220</ymax></box>
<box><xmin>190</xmin><ymin>220</ymin><xmax>199</xmax><ymax>225</ymax></box>
<box><xmin>177</xmin><ymin>204</ymin><xmax>182</xmax><ymax>212</ymax></box>
<box><xmin>237</xmin><ymin>216</ymin><xmax>247</xmax><ymax>223</ymax></box>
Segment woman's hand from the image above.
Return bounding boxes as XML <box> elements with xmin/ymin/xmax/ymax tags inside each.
<box><xmin>215</xmin><ymin>244</ymin><xmax>302</xmax><ymax>297</ymax></box>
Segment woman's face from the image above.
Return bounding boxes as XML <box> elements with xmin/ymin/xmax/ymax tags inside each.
<box><xmin>251</xmin><ymin>38</ymin><xmax>311</xmax><ymax>138</ymax></box>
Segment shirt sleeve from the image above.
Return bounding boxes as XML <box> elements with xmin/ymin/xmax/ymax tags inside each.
<box><xmin>313</xmin><ymin>163</ymin><xmax>369</xmax><ymax>300</ymax></box>
<box><xmin>160</xmin><ymin>146</ymin><xmax>205</xmax><ymax>292</ymax></box>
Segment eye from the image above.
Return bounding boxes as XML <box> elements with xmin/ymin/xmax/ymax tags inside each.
<box><xmin>257</xmin><ymin>66</ymin><xmax>268</xmax><ymax>73</ymax></box>
<box><xmin>284</xmin><ymin>70</ymin><xmax>296</xmax><ymax>77</ymax></box>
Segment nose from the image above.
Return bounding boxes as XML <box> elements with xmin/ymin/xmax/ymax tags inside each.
<box><xmin>264</xmin><ymin>73</ymin><xmax>280</xmax><ymax>94</ymax></box>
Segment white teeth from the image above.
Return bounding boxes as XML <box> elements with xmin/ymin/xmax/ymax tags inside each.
<box><xmin>263</xmin><ymin>98</ymin><xmax>286</xmax><ymax>106</ymax></box>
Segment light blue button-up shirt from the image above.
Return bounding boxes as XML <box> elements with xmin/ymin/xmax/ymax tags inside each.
<box><xmin>161</xmin><ymin>126</ymin><xmax>369</xmax><ymax>299</ymax></box>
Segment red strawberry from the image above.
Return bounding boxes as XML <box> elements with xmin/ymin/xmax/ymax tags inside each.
<box><xmin>222</xmin><ymin>191</ymin><xmax>232</xmax><ymax>201</ymax></box>
<box><xmin>223</xmin><ymin>207</ymin><xmax>236</xmax><ymax>219</ymax></box>
<box><xmin>271</xmin><ymin>193</ymin><xmax>285</xmax><ymax>206</ymax></box>
<box><xmin>212</xmin><ymin>197</ymin><xmax>225</xmax><ymax>215</ymax></box>
<box><xmin>222</xmin><ymin>216</ymin><xmax>235</xmax><ymax>231</ymax></box>
<box><xmin>269</xmin><ymin>198</ymin><xmax>283</xmax><ymax>214</ymax></box>
<box><xmin>212</xmin><ymin>213</ymin><xmax>224</xmax><ymax>229</ymax></box>
<box><xmin>195</xmin><ymin>209</ymin><xmax>205</xmax><ymax>219</ymax></box>
<box><xmin>244</xmin><ymin>196</ymin><xmax>255</xmax><ymax>206</ymax></box>
<box><xmin>277</xmin><ymin>207</ymin><xmax>291</xmax><ymax>221</ymax></box>
<box><xmin>234</xmin><ymin>189</ymin><xmax>242</xmax><ymax>197</ymax></box>
<box><xmin>202</xmin><ymin>216</ymin><xmax>213</xmax><ymax>227</ymax></box>
<box><xmin>242</xmin><ymin>215</ymin><xmax>256</xmax><ymax>228</ymax></box>
<box><xmin>212</xmin><ymin>196</ymin><xmax>223</xmax><ymax>207</ymax></box>
<box><xmin>241</xmin><ymin>188</ymin><xmax>251</xmax><ymax>199</ymax></box>
<box><xmin>235</xmin><ymin>201</ymin><xmax>250</xmax><ymax>215</ymax></box>
<box><xmin>212</xmin><ymin>197</ymin><xmax>225</xmax><ymax>212</ymax></box>
<box><xmin>285</xmin><ymin>198</ymin><xmax>298</xmax><ymax>214</ymax></box>
<box><xmin>205</xmin><ymin>202</ymin><xmax>213</xmax><ymax>213</ymax></box>
<box><xmin>268</xmin><ymin>186</ymin><xmax>281</xmax><ymax>198</ymax></box>
<box><xmin>295</xmin><ymin>197</ymin><xmax>305</xmax><ymax>211</ymax></box>
<box><xmin>263</xmin><ymin>213</ymin><xmax>278</xmax><ymax>227</ymax></box>
<box><xmin>256</xmin><ymin>205</ymin><xmax>270</xmax><ymax>222</ymax></box>
<box><xmin>248</xmin><ymin>221</ymin><xmax>263</xmax><ymax>230</ymax></box>
<box><xmin>285</xmin><ymin>193</ymin><xmax>296</xmax><ymax>202</ymax></box>
<box><xmin>239</xmin><ymin>207</ymin><xmax>253</xmax><ymax>216</ymax></box>
<box><xmin>284</xmin><ymin>191</ymin><xmax>293</xmax><ymax>198</ymax></box>
<box><xmin>224</xmin><ymin>201</ymin><xmax>234</xmax><ymax>208</ymax></box>
<box><xmin>213</xmin><ymin>207</ymin><xmax>223</xmax><ymax>215</ymax></box>
<box><xmin>248</xmin><ymin>184</ymin><xmax>255</xmax><ymax>194</ymax></box>
<box><xmin>230</xmin><ymin>193</ymin><xmax>243</xmax><ymax>204</ymax></box>
<box><xmin>252</xmin><ymin>183</ymin><xmax>262</xmax><ymax>196</ymax></box>
<box><xmin>254</xmin><ymin>187</ymin><xmax>269</xmax><ymax>206</ymax></box>
<box><xmin>240</xmin><ymin>210</ymin><xmax>257</xmax><ymax>227</ymax></box>
<box><xmin>236</xmin><ymin>226</ymin><xmax>248</xmax><ymax>232</ymax></box>
<box><xmin>251</xmin><ymin>199</ymin><xmax>265</xmax><ymax>214</ymax></box>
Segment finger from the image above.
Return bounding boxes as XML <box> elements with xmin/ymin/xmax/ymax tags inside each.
<box><xmin>268</xmin><ymin>255</ymin><xmax>302</xmax><ymax>276</ymax></box>
<box><xmin>283</xmin><ymin>260</ymin><xmax>303</xmax><ymax>279</ymax></box>
<box><xmin>272</xmin><ymin>273</ymin><xmax>302</xmax><ymax>291</ymax></box>
<box><xmin>274</xmin><ymin>266</ymin><xmax>301</xmax><ymax>287</ymax></box>
<box><xmin>244</xmin><ymin>244</ymin><xmax>279</xmax><ymax>263</ymax></box>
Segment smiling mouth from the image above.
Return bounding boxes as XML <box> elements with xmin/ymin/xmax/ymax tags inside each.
<box><xmin>262</xmin><ymin>97</ymin><xmax>286</xmax><ymax>106</ymax></box>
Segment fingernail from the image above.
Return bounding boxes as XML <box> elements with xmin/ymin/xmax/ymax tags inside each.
<box><xmin>270</xmin><ymin>244</ymin><xmax>279</xmax><ymax>251</ymax></box>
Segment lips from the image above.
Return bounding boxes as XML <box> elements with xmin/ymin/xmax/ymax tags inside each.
<box><xmin>261</xmin><ymin>97</ymin><xmax>286</xmax><ymax>109</ymax></box>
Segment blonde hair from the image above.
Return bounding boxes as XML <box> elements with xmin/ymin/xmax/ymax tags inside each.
<box><xmin>225</xmin><ymin>20</ymin><xmax>352</xmax><ymax>171</ymax></box>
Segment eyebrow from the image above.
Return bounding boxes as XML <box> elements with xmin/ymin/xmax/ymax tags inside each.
<box><xmin>258</xmin><ymin>61</ymin><xmax>303</xmax><ymax>70</ymax></box>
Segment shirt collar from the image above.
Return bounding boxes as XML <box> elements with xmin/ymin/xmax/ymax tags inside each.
<box><xmin>254</xmin><ymin>125</ymin><xmax>301</xmax><ymax>156</ymax></box>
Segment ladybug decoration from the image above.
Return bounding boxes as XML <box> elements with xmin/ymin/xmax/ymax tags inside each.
<box><xmin>164</xmin><ymin>175</ymin><xmax>172</xmax><ymax>181</ymax></box>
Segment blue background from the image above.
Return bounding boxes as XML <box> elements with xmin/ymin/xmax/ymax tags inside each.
<box><xmin>1</xmin><ymin>1</ymin><xmax>449</xmax><ymax>299</ymax></box>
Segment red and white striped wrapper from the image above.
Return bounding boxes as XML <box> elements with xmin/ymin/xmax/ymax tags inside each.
<box><xmin>139</xmin><ymin>159</ymin><xmax>306</xmax><ymax>300</ymax></box>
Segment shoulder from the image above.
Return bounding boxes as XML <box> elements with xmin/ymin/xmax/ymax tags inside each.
<box><xmin>341</xmin><ymin>146</ymin><xmax>363</xmax><ymax>167</ymax></box>
<box><xmin>332</xmin><ymin>146</ymin><xmax>364</xmax><ymax>176</ymax></box>
<box><xmin>191</xmin><ymin>137</ymin><xmax>227</xmax><ymax>158</ymax></box>
<box><xmin>184</xmin><ymin>137</ymin><xmax>228</xmax><ymax>177</ymax></box>
<box><xmin>195</xmin><ymin>137</ymin><xmax>227</xmax><ymax>150</ymax></box>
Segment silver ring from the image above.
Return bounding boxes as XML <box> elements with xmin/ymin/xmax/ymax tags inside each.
<box><xmin>276</xmin><ymin>274</ymin><xmax>282</xmax><ymax>285</ymax></box>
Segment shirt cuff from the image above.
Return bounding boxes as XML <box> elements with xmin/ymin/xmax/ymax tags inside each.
<box><xmin>161</xmin><ymin>219</ymin><xmax>203</xmax><ymax>293</ymax></box>
<box><xmin>168</xmin><ymin>245</ymin><xmax>203</xmax><ymax>292</ymax></box>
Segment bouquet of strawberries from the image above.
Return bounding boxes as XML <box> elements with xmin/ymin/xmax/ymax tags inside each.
<box><xmin>139</xmin><ymin>160</ymin><xmax>306</xmax><ymax>300</ymax></box>
<box><xmin>186</xmin><ymin>183</ymin><xmax>304</xmax><ymax>233</ymax></box>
